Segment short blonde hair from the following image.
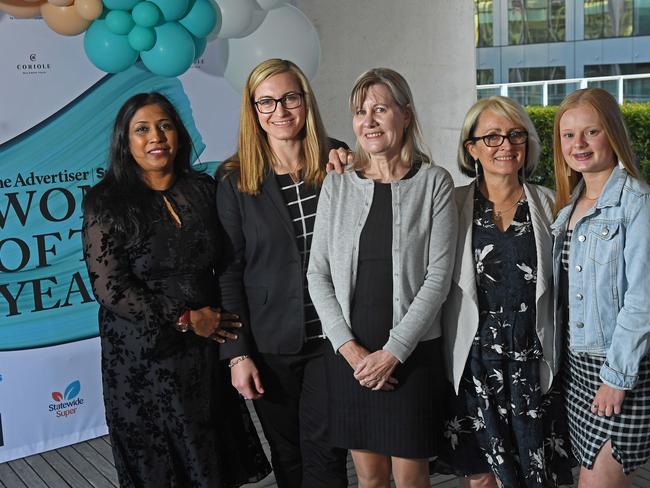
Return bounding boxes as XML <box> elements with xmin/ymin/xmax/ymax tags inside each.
<box><xmin>223</xmin><ymin>58</ymin><xmax>328</xmax><ymax>195</ymax></box>
<box><xmin>349</xmin><ymin>68</ymin><xmax>430</xmax><ymax>168</ymax></box>
<box><xmin>553</xmin><ymin>87</ymin><xmax>640</xmax><ymax>213</ymax></box>
<box><xmin>458</xmin><ymin>96</ymin><xmax>541</xmax><ymax>178</ymax></box>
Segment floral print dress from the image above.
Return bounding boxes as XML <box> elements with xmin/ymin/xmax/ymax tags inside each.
<box><xmin>442</xmin><ymin>188</ymin><xmax>573</xmax><ymax>487</ymax></box>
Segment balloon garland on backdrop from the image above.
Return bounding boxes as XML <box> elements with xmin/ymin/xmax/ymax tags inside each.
<box><xmin>0</xmin><ymin>0</ymin><xmax>321</xmax><ymax>88</ymax></box>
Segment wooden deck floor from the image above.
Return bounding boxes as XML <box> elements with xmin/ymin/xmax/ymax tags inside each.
<box><xmin>2</xmin><ymin>403</ymin><xmax>650</xmax><ymax>487</ymax></box>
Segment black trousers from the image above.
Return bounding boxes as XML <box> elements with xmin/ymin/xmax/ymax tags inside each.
<box><xmin>253</xmin><ymin>339</ymin><xmax>348</xmax><ymax>488</ymax></box>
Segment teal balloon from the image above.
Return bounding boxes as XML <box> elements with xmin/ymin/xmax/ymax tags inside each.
<box><xmin>84</xmin><ymin>20</ymin><xmax>139</xmax><ymax>73</ymax></box>
<box><xmin>106</xmin><ymin>10</ymin><xmax>135</xmax><ymax>35</ymax></box>
<box><xmin>132</xmin><ymin>1</ymin><xmax>161</xmax><ymax>27</ymax></box>
<box><xmin>128</xmin><ymin>25</ymin><xmax>156</xmax><ymax>51</ymax></box>
<box><xmin>193</xmin><ymin>35</ymin><xmax>207</xmax><ymax>60</ymax></box>
<box><xmin>149</xmin><ymin>0</ymin><xmax>190</xmax><ymax>21</ymax></box>
<box><xmin>179</xmin><ymin>0</ymin><xmax>217</xmax><ymax>38</ymax></box>
<box><xmin>103</xmin><ymin>0</ymin><xmax>140</xmax><ymax>9</ymax></box>
<box><xmin>140</xmin><ymin>22</ymin><xmax>195</xmax><ymax>77</ymax></box>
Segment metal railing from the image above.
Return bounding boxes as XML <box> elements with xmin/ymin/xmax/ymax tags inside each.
<box><xmin>477</xmin><ymin>73</ymin><xmax>650</xmax><ymax>105</ymax></box>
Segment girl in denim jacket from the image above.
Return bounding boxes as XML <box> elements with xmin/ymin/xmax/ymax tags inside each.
<box><xmin>552</xmin><ymin>88</ymin><xmax>650</xmax><ymax>488</ymax></box>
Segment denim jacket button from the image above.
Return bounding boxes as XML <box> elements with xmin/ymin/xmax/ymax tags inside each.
<box><xmin>576</xmin><ymin>293</ymin><xmax>583</xmax><ymax>300</ymax></box>
<box><xmin>576</xmin><ymin>322</ymin><xmax>584</xmax><ymax>328</ymax></box>
<box><xmin>578</xmin><ymin>234</ymin><xmax>586</xmax><ymax>242</ymax></box>
<box><xmin>601</xmin><ymin>227</ymin><xmax>609</xmax><ymax>236</ymax></box>
<box><xmin>575</xmin><ymin>265</ymin><xmax>582</xmax><ymax>272</ymax></box>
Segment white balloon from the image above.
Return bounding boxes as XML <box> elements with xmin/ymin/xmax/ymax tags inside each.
<box><xmin>47</xmin><ymin>0</ymin><xmax>74</xmax><ymax>5</ymax></box>
<box><xmin>255</xmin><ymin>0</ymin><xmax>284</xmax><ymax>10</ymax></box>
<box><xmin>215</xmin><ymin>0</ymin><xmax>257</xmax><ymax>39</ymax></box>
<box><xmin>223</xmin><ymin>4</ymin><xmax>320</xmax><ymax>92</ymax></box>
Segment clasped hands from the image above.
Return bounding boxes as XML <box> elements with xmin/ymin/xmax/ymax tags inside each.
<box><xmin>190</xmin><ymin>307</ymin><xmax>241</xmax><ymax>343</ymax></box>
<box><xmin>339</xmin><ymin>340</ymin><xmax>400</xmax><ymax>391</ymax></box>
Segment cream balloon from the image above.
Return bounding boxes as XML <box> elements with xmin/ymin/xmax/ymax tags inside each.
<box><xmin>41</xmin><ymin>3</ymin><xmax>91</xmax><ymax>35</ymax></box>
<box><xmin>0</xmin><ymin>0</ymin><xmax>44</xmax><ymax>18</ymax></box>
<box><xmin>224</xmin><ymin>5</ymin><xmax>320</xmax><ymax>91</ymax></box>
<box><xmin>47</xmin><ymin>0</ymin><xmax>73</xmax><ymax>6</ymax></box>
<box><xmin>215</xmin><ymin>0</ymin><xmax>256</xmax><ymax>39</ymax></box>
<box><xmin>74</xmin><ymin>0</ymin><xmax>102</xmax><ymax>21</ymax></box>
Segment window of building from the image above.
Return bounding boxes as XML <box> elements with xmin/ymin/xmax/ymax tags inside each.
<box><xmin>584</xmin><ymin>0</ymin><xmax>634</xmax><ymax>38</ymax></box>
<box><xmin>508</xmin><ymin>0</ymin><xmax>566</xmax><ymax>45</ymax></box>
<box><xmin>583</xmin><ymin>0</ymin><xmax>650</xmax><ymax>39</ymax></box>
<box><xmin>508</xmin><ymin>66</ymin><xmax>567</xmax><ymax>105</ymax></box>
<box><xmin>477</xmin><ymin>69</ymin><xmax>495</xmax><ymax>85</ymax></box>
<box><xmin>509</xmin><ymin>66</ymin><xmax>566</xmax><ymax>82</ymax></box>
<box><xmin>474</xmin><ymin>0</ymin><xmax>494</xmax><ymax>47</ymax></box>
<box><xmin>585</xmin><ymin>62</ymin><xmax>650</xmax><ymax>102</ymax></box>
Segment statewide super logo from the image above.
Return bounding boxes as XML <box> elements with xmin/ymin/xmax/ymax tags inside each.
<box><xmin>49</xmin><ymin>380</ymin><xmax>84</xmax><ymax>418</ymax></box>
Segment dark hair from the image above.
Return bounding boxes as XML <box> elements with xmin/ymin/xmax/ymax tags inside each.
<box><xmin>84</xmin><ymin>92</ymin><xmax>196</xmax><ymax>235</ymax></box>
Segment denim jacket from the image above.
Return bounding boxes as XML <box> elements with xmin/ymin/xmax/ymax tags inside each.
<box><xmin>551</xmin><ymin>166</ymin><xmax>650</xmax><ymax>390</ymax></box>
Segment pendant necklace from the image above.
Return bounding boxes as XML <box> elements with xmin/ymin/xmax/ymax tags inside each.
<box><xmin>493</xmin><ymin>187</ymin><xmax>524</xmax><ymax>223</ymax></box>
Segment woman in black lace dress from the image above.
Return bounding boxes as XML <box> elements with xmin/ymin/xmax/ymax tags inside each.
<box><xmin>82</xmin><ymin>92</ymin><xmax>270</xmax><ymax>488</ymax></box>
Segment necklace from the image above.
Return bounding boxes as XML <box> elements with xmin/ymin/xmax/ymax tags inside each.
<box><xmin>493</xmin><ymin>187</ymin><xmax>524</xmax><ymax>222</ymax></box>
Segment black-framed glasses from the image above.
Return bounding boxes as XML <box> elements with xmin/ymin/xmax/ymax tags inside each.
<box><xmin>254</xmin><ymin>93</ymin><xmax>304</xmax><ymax>114</ymax></box>
<box><xmin>466</xmin><ymin>130</ymin><xmax>528</xmax><ymax>147</ymax></box>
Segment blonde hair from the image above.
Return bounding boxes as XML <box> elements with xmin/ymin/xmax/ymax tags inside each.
<box><xmin>224</xmin><ymin>59</ymin><xmax>329</xmax><ymax>195</ymax></box>
<box><xmin>349</xmin><ymin>68</ymin><xmax>430</xmax><ymax>169</ymax></box>
<box><xmin>553</xmin><ymin>88</ymin><xmax>639</xmax><ymax>213</ymax></box>
<box><xmin>458</xmin><ymin>96</ymin><xmax>541</xmax><ymax>178</ymax></box>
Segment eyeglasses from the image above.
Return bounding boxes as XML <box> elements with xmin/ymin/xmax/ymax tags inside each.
<box><xmin>254</xmin><ymin>93</ymin><xmax>304</xmax><ymax>114</ymax></box>
<box><xmin>466</xmin><ymin>130</ymin><xmax>528</xmax><ymax>147</ymax></box>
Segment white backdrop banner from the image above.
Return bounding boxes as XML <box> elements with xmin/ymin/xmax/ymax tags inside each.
<box><xmin>0</xmin><ymin>12</ymin><xmax>241</xmax><ymax>463</ymax></box>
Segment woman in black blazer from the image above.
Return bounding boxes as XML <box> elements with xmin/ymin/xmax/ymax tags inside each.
<box><xmin>216</xmin><ymin>58</ymin><xmax>348</xmax><ymax>488</ymax></box>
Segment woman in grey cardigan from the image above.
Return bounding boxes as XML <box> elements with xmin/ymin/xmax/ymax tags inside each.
<box><xmin>440</xmin><ymin>96</ymin><xmax>573</xmax><ymax>487</ymax></box>
<box><xmin>308</xmin><ymin>68</ymin><xmax>457</xmax><ymax>488</ymax></box>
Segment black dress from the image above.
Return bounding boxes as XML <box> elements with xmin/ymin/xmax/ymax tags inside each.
<box><xmin>326</xmin><ymin>168</ymin><xmax>444</xmax><ymax>459</ymax></box>
<box><xmin>441</xmin><ymin>189</ymin><xmax>573</xmax><ymax>487</ymax></box>
<box><xmin>82</xmin><ymin>173</ymin><xmax>270</xmax><ymax>488</ymax></box>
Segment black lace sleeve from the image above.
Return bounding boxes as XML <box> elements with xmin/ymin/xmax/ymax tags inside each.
<box><xmin>82</xmin><ymin>205</ymin><xmax>185</xmax><ymax>354</ymax></box>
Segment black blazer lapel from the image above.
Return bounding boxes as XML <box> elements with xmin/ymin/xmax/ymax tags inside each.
<box><xmin>260</xmin><ymin>173</ymin><xmax>296</xmax><ymax>240</ymax></box>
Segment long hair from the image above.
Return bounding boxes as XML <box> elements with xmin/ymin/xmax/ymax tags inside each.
<box><xmin>84</xmin><ymin>92</ymin><xmax>195</xmax><ymax>235</ymax></box>
<box><xmin>457</xmin><ymin>96</ymin><xmax>541</xmax><ymax>178</ymax></box>
<box><xmin>349</xmin><ymin>68</ymin><xmax>430</xmax><ymax>169</ymax></box>
<box><xmin>224</xmin><ymin>59</ymin><xmax>329</xmax><ymax>195</ymax></box>
<box><xmin>553</xmin><ymin>88</ymin><xmax>639</xmax><ymax>213</ymax></box>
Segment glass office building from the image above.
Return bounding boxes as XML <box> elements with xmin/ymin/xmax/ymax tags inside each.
<box><xmin>475</xmin><ymin>0</ymin><xmax>650</xmax><ymax>102</ymax></box>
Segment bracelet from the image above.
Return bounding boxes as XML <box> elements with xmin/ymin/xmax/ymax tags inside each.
<box><xmin>228</xmin><ymin>355</ymin><xmax>249</xmax><ymax>368</ymax></box>
<box><xmin>175</xmin><ymin>309</ymin><xmax>192</xmax><ymax>333</ymax></box>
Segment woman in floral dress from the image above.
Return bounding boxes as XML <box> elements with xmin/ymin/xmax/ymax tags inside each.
<box><xmin>440</xmin><ymin>96</ymin><xmax>574</xmax><ymax>487</ymax></box>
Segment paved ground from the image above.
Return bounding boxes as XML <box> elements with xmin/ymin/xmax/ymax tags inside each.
<box><xmin>2</xmin><ymin>402</ymin><xmax>650</xmax><ymax>487</ymax></box>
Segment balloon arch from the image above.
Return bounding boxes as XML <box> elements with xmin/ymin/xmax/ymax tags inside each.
<box><xmin>0</xmin><ymin>0</ymin><xmax>321</xmax><ymax>89</ymax></box>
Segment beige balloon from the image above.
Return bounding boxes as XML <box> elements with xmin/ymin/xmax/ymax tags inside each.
<box><xmin>74</xmin><ymin>0</ymin><xmax>102</xmax><ymax>21</ymax></box>
<box><xmin>47</xmin><ymin>0</ymin><xmax>73</xmax><ymax>6</ymax></box>
<box><xmin>0</xmin><ymin>0</ymin><xmax>44</xmax><ymax>18</ymax></box>
<box><xmin>41</xmin><ymin>3</ymin><xmax>91</xmax><ymax>35</ymax></box>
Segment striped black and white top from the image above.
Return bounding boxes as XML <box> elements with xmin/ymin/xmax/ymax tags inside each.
<box><xmin>561</xmin><ymin>229</ymin><xmax>573</xmax><ymax>272</ymax></box>
<box><xmin>275</xmin><ymin>172</ymin><xmax>325</xmax><ymax>341</ymax></box>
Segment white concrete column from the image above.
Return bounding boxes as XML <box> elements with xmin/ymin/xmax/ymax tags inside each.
<box><xmin>294</xmin><ymin>0</ymin><xmax>476</xmax><ymax>181</ymax></box>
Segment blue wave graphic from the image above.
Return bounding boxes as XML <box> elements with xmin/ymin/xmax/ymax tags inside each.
<box><xmin>0</xmin><ymin>63</ymin><xmax>206</xmax><ymax>351</ymax></box>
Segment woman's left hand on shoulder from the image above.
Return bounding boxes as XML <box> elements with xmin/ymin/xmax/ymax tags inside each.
<box><xmin>354</xmin><ymin>350</ymin><xmax>400</xmax><ymax>392</ymax></box>
<box><xmin>591</xmin><ymin>383</ymin><xmax>626</xmax><ymax>417</ymax></box>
